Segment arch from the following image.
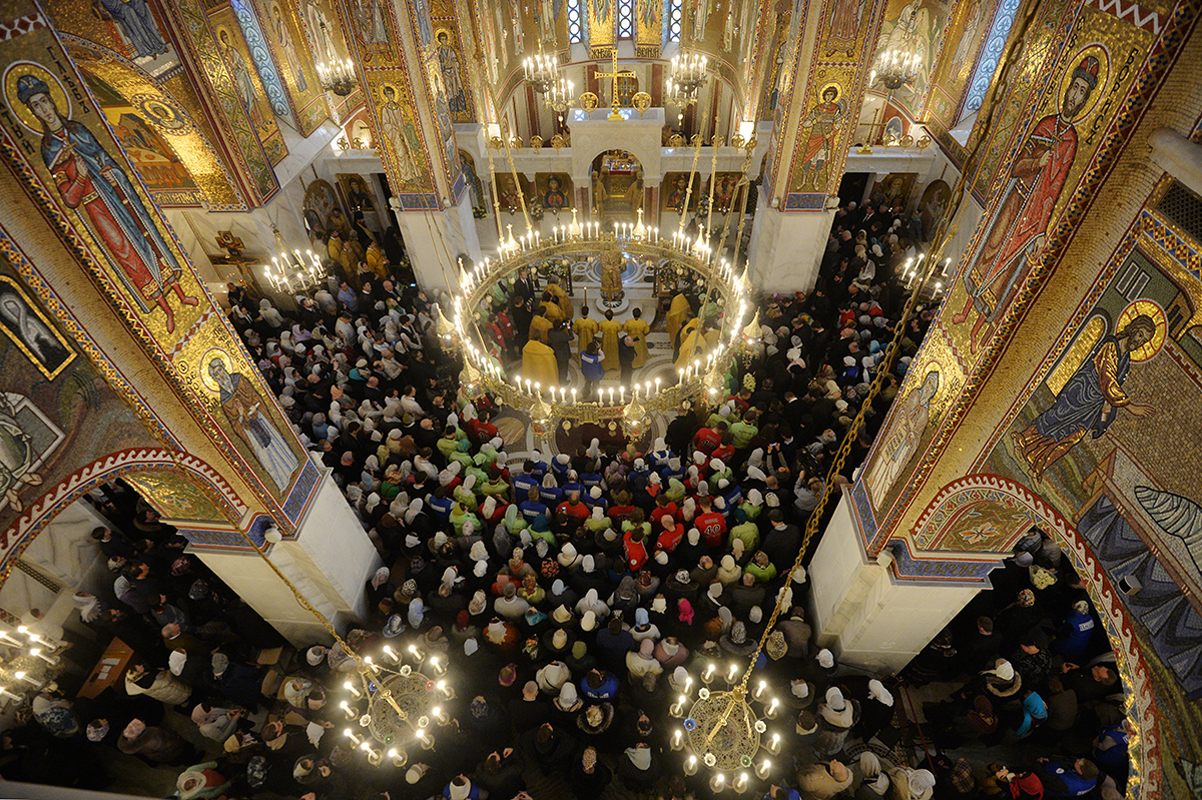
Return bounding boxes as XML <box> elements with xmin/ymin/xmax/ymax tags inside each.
<box><xmin>0</xmin><ymin>448</ymin><xmax>249</xmax><ymax>586</ymax></box>
<box><xmin>61</xmin><ymin>35</ymin><xmax>245</xmax><ymax>210</ymax></box>
<box><xmin>911</xmin><ymin>474</ymin><xmax>1161</xmax><ymax>798</ymax></box>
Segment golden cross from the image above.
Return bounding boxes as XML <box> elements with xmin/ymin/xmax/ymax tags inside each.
<box><xmin>595</xmin><ymin>50</ymin><xmax>636</xmax><ymax>121</ymax></box>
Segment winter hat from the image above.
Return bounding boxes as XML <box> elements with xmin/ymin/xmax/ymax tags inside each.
<box><xmin>556</xmin><ymin>682</ymin><xmax>582</xmax><ymax>712</ymax></box>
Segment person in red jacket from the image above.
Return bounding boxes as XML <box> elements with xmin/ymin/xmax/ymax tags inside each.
<box><xmin>694</xmin><ymin>497</ymin><xmax>727</xmax><ymax>548</ymax></box>
<box><xmin>624</xmin><ymin>527</ymin><xmax>651</xmax><ymax>572</ymax></box>
<box><xmin>557</xmin><ymin>492</ymin><xmax>591</xmax><ymax>525</ymax></box>
<box><xmin>649</xmin><ymin>495</ymin><xmax>678</xmax><ymax>532</ymax></box>
<box><xmin>656</xmin><ymin>515</ymin><xmax>683</xmax><ymax>554</ymax></box>
<box><xmin>693</xmin><ymin>423</ymin><xmax>722</xmax><ymax>454</ymax></box>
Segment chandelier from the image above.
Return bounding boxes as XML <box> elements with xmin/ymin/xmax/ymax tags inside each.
<box><xmin>523</xmin><ymin>43</ymin><xmax>560</xmax><ymax>94</ymax></box>
<box><xmin>665</xmin><ymin>50</ymin><xmax>709</xmax><ymax>125</ymax></box>
<box><xmin>545</xmin><ymin>77</ymin><xmax>575</xmax><ymax>124</ymax></box>
<box><xmin>870</xmin><ymin>48</ymin><xmax>922</xmax><ymax>92</ymax></box>
<box><xmin>338</xmin><ymin>642</ymin><xmax>453</xmax><ymax>766</ymax></box>
<box><xmin>449</xmin><ymin>214</ymin><xmax>751</xmax><ymax>436</ymax></box>
<box><xmin>317</xmin><ymin>58</ymin><xmax>356</xmax><ymax>96</ymax></box>
<box><xmin>0</xmin><ymin>624</ymin><xmax>63</xmax><ymax>706</ymax></box>
<box><xmin>669</xmin><ymin>658</ymin><xmax>783</xmax><ymax>793</ymax></box>
<box><xmin>263</xmin><ymin>224</ymin><xmax>326</xmax><ymax>293</ymax></box>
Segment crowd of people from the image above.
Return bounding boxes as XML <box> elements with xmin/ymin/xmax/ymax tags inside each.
<box><xmin>0</xmin><ymin>196</ymin><xmax>1130</xmax><ymax>800</ymax></box>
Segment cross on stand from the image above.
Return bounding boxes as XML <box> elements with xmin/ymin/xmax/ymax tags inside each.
<box><xmin>596</xmin><ymin>50</ymin><xmax>636</xmax><ymax>121</ymax></box>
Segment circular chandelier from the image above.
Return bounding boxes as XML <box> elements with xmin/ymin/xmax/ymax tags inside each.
<box><xmin>869</xmin><ymin>48</ymin><xmax>922</xmax><ymax>92</ymax></box>
<box><xmin>338</xmin><ymin>641</ymin><xmax>453</xmax><ymax>767</ymax></box>
<box><xmin>668</xmin><ymin>659</ymin><xmax>783</xmax><ymax>793</ymax></box>
<box><xmin>316</xmin><ymin>58</ymin><xmax>356</xmax><ymax>96</ymax></box>
<box><xmin>665</xmin><ymin>50</ymin><xmax>709</xmax><ymax>125</ymax></box>
<box><xmin>448</xmin><ymin>215</ymin><xmax>754</xmax><ymax>436</ymax></box>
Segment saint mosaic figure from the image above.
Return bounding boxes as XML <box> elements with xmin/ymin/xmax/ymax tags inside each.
<box><xmin>205</xmin><ymin>354</ymin><xmax>299</xmax><ymax>492</ymax></box>
<box><xmin>1014</xmin><ymin>313</ymin><xmax>1156</xmax><ymax>479</ymax></box>
<box><xmin>798</xmin><ymin>84</ymin><xmax>845</xmax><ymax>192</ymax></box>
<box><xmin>16</xmin><ymin>73</ymin><xmax>197</xmax><ymax>333</ymax></box>
<box><xmin>952</xmin><ymin>55</ymin><xmax>1102</xmax><ymax>350</ymax></box>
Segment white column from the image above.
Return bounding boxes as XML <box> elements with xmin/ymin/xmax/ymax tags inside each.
<box><xmin>745</xmin><ymin>189</ymin><xmax>835</xmax><ymax>293</ymax></box>
<box><xmin>390</xmin><ymin>197</ymin><xmax>481</xmax><ymax>295</ymax></box>
<box><xmin>192</xmin><ymin>471</ymin><xmax>380</xmax><ymax>646</ymax></box>
<box><xmin>809</xmin><ymin>494</ymin><xmax>980</xmax><ymax>673</ymax></box>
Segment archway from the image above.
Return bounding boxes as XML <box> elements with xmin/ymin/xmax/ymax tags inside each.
<box><xmin>1</xmin><ymin>447</ymin><xmax>247</xmax><ymax>581</ymax></box>
<box><xmin>910</xmin><ymin>474</ymin><xmax>1163</xmax><ymax>797</ymax></box>
<box><xmin>590</xmin><ymin>149</ymin><xmax>644</xmax><ymax>226</ymax></box>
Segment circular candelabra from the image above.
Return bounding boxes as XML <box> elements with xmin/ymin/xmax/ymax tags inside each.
<box><xmin>665</xmin><ymin>50</ymin><xmax>709</xmax><ymax>125</ymax></box>
<box><xmin>545</xmin><ymin>76</ymin><xmax>575</xmax><ymax>124</ymax></box>
<box><xmin>317</xmin><ymin>58</ymin><xmax>356</xmax><ymax>96</ymax></box>
<box><xmin>668</xmin><ymin>660</ymin><xmax>783</xmax><ymax>793</ymax></box>
<box><xmin>338</xmin><ymin>643</ymin><xmax>453</xmax><ymax>767</ymax></box>
<box><xmin>523</xmin><ymin>46</ymin><xmax>560</xmax><ymax>94</ymax></box>
<box><xmin>263</xmin><ymin>225</ymin><xmax>326</xmax><ymax>293</ymax></box>
<box><xmin>447</xmin><ymin>212</ymin><xmax>754</xmax><ymax>437</ymax></box>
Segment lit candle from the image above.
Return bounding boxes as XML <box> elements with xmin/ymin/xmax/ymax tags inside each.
<box><xmin>702</xmin><ymin>663</ymin><xmax>716</xmax><ymax>683</ymax></box>
<box><xmin>767</xmin><ymin>698</ymin><xmax>780</xmax><ymax>717</ymax></box>
<box><xmin>755</xmin><ymin>680</ymin><xmax>767</xmax><ymax>698</ymax></box>
<box><xmin>756</xmin><ymin>760</ymin><xmax>772</xmax><ymax>779</ymax></box>
<box><xmin>685</xmin><ymin>755</ymin><xmax>698</xmax><ymax>775</ymax></box>
<box><xmin>671</xmin><ymin>729</ymin><xmax>684</xmax><ymax>749</ymax></box>
<box><xmin>769</xmin><ymin>732</ymin><xmax>781</xmax><ymax>753</ymax></box>
<box><xmin>344</xmin><ymin>680</ymin><xmax>361</xmax><ymax>698</ymax></box>
<box><xmin>670</xmin><ymin>695</ymin><xmax>686</xmax><ymax>716</ymax></box>
<box><xmin>727</xmin><ymin>663</ymin><xmax>738</xmax><ymax>682</ymax></box>
<box><xmin>710</xmin><ymin>774</ymin><xmax>726</xmax><ymax>794</ymax></box>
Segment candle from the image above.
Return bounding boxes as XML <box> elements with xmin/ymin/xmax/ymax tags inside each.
<box><xmin>769</xmin><ymin>732</ymin><xmax>781</xmax><ymax>753</ymax></box>
<box><xmin>727</xmin><ymin>663</ymin><xmax>738</xmax><ymax>682</ymax></box>
<box><xmin>756</xmin><ymin>760</ymin><xmax>772</xmax><ymax>779</ymax></box>
<box><xmin>344</xmin><ymin>680</ymin><xmax>361</xmax><ymax>698</ymax></box>
<box><xmin>767</xmin><ymin>698</ymin><xmax>780</xmax><ymax>717</ymax></box>
<box><xmin>685</xmin><ymin>755</ymin><xmax>699</xmax><ymax>775</ymax></box>
<box><xmin>702</xmin><ymin>663</ymin><xmax>716</xmax><ymax>683</ymax></box>
<box><xmin>671</xmin><ymin>729</ymin><xmax>684</xmax><ymax>749</ymax></box>
<box><xmin>670</xmin><ymin>695</ymin><xmax>686</xmax><ymax>716</ymax></box>
<box><xmin>755</xmin><ymin>680</ymin><xmax>767</xmax><ymax>698</ymax></box>
<box><xmin>710</xmin><ymin>774</ymin><xmax>726</xmax><ymax>794</ymax></box>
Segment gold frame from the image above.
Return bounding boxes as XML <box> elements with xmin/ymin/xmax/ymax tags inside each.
<box><xmin>0</xmin><ymin>275</ymin><xmax>76</xmax><ymax>381</ymax></box>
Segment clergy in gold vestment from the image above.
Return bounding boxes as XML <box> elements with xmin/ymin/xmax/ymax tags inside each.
<box><xmin>623</xmin><ymin>308</ymin><xmax>650</xmax><ymax>368</ymax></box>
<box><xmin>547</xmin><ymin>279</ymin><xmax>573</xmax><ymax>320</ymax></box>
<box><xmin>529</xmin><ymin>310</ymin><xmax>553</xmax><ymax>344</ymax></box>
<box><xmin>574</xmin><ymin>309</ymin><xmax>599</xmax><ymax>364</ymax></box>
<box><xmin>521</xmin><ymin>339</ymin><xmax>559</xmax><ymax>388</ymax></box>
<box><xmin>540</xmin><ymin>296</ymin><xmax>564</xmax><ymax>325</ymax></box>
<box><xmin>666</xmin><ymin>293</ymin><xmax>691</xmax><ymax>345</ymax></box>
<box><xmin>675</xmin><ymin>317</ymin><xmax>702</xmax><ymax>371</ymax></box>
<box><xmin>599</xmin><ymin>310</ymin><xmax>623</xmax><ymax>373</ymax></box>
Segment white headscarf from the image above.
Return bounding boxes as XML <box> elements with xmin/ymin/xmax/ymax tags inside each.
<box><xmin>868</xmin><ymin>679</ymin><xmax>894</xmax><ymax>707</ymax></box>
<box><xmin>906</xmin><ymin>769</ymin><xmax>936</xmax><ymax>799</ymax></box>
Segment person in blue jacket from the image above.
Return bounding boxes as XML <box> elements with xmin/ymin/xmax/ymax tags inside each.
<box><xmin>1038</xmin><ymin>757</ymin><xmax>1099</xmax><ymax>797</ymax></box>
<box><xmin>1053</xmin><ymin>600</ymin><xmax>1096</xmax><ymax>661</ymax></box>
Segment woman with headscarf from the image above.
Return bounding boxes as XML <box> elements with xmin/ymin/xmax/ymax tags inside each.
<box><xmin>887</xmin><ymin>767</ymin><xmax>936</xmax><ymax>800</ymax></box>
<box><xmin>859</xmin><ymin>678</ymin><xmax>895</xmax><ymax>742</ymax></box>
<box><xmin>815</xmin><ymin>686</ymin><xmax>860</xmax><ymax>758</ymax></box>
<box><xmin>117</xmin><ymin>718</ymin><xmax>195</xmax><ymax>765</ymax></box>
<box><xmin>626</xmin><ymin>638</ymin><xmax>663</xmax><ymax>680</ymax></box>
<box><xmin>797</xmin><ymin>759</ymin><xmax>854</xmax><ymax>800</ymax></box>
<box><xmin>616</xmin><ymin>741</ymin><xmax>660</xmax><ymax>790</ymax></box>
<box><xmin>569</xmin><ymin>745</ymin><xmax>612</xmax><ymax>800</ymax></box>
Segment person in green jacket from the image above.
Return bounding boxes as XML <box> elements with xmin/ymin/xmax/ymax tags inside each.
<box><xmin>744</xmin><ymin>550</ymin><xmax>777</xmax><ymax>584</ymax></box>
<box><xmin>729</xmin><ymin>410</ymin><xmax>760</xmax><ymax>450</ymax></box>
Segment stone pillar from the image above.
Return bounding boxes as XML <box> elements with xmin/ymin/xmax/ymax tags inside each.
<box><xmin>745</xmin><ymin>187</ymin><xmax>836</xmax><ymax>292</ymax></box>
<box><xmin>389</xmin><ymin>197</ymin><xmax>480</xmax><ymax>294</ymax></box>
<box><xmin>188</xmin><ymin>471</ymin><xmax>381</xmax><ymax>644</ymax></box>
<box><xmin>809</xmin><ymin>494</ymin><xmax>982</xmax><ymax>673</ymax></box>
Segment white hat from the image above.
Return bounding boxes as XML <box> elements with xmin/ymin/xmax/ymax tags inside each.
<box><xmin>817</xmin><ymin>648</ymin><xmax>835</xmax><ymax>668</ymax></box>
<box><xmin>464</xmin><ymin>638</ymin><xmax>479</xmax><ymax>656</ymax></box>
<box><xmin>749</xmin><ymin>606</ymin><xmax>762</xmax><ymax>623</ymax></box>
<box><xmin>470</xmin><ymin>541</ymin><xmax>488</xmax><ymax>561</ymax></box>
<box><xmin>581</xmin><ymin>610</ymin><xmax>596</xmax><ymax>631</ymax></box>
<box><xmin>868</xmin><ymin>679</ymin><xmax>894</xmax><ymax>707</ymax></box>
